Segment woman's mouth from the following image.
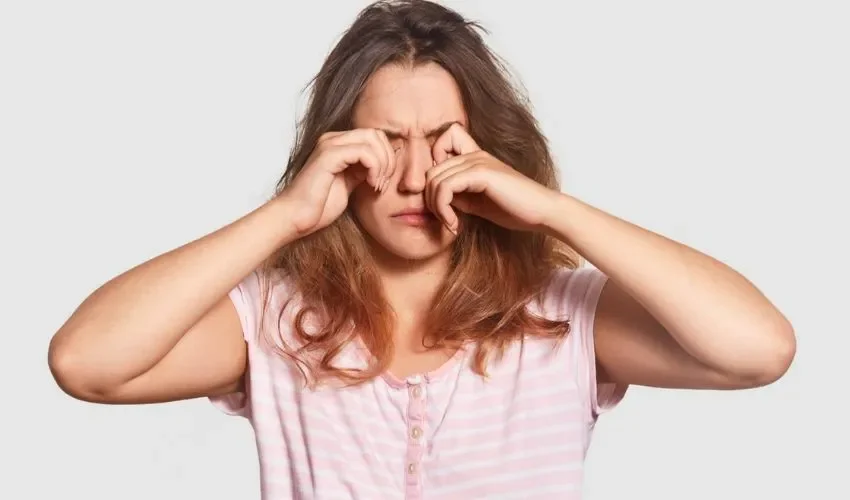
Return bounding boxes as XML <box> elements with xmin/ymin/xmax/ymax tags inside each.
<box><xmin>391</xmin><ymin>209</ymin><xmax>437</xmax><ymax>227</ymax></box>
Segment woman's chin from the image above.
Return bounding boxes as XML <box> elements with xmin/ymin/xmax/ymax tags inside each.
<box><xmin>373</xmin><ymin>233</ymin><xmax>455</xmax><ymax>264</ymax></box>
<box><xmin>390</xmin><ymin>242</ymin><xmax>449</xmax><ymax>261</ymax></box>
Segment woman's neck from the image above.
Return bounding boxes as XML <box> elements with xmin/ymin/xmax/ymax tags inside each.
<box><xmin>374</xmin><ymin>250</ymin><xmax>451</xmax><ymax>329</ymax></box>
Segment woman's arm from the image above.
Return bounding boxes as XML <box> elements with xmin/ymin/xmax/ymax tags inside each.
<box><xmin>48</xmin><ymin>195</ymin><xmax>300</xmax><ymax>404</ymax></box>
<box><xmin>542</xmin><ymin>193</ymin><xmax>796</xmax><ymax>390</ymax></box>
<box><xmin>48</xmin><ymin>128</ymin><xmax>397</xmax><ymax>404</ymax></box>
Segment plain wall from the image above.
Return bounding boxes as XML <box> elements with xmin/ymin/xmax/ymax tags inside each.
<box><xmin>1</xmin><ymin>0</ymin><xmax>847</xmax><ymax>498</ymax></box>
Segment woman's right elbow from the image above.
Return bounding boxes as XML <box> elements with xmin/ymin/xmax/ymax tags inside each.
<box><xmin>47</xmin><ymin>336</ymin><xmax>116</xmax><ymax>403</ymax></box>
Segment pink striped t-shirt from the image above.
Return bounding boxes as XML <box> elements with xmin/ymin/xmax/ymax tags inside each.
<box><xmin>211</xmin><ymin>266</ymin><xmax>628</xmax><ymax>499</ymax></box>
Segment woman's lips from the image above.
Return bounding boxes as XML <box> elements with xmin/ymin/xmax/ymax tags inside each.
<box><xmin>391</xmin><ymin>211</ymin><xmax>437</xmax><ymax>226</ymax></box>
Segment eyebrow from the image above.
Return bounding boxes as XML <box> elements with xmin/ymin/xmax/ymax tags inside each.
<box><xmin>379</xmin><ymin>121</ymin><xmax>463</xmax><ymax>140</ymax></box>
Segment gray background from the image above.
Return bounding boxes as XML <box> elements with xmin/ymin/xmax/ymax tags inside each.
<box><xmin>1</xmin><ymin>0</ymin><xmax>847</xmax><ymax>498</ymax></box>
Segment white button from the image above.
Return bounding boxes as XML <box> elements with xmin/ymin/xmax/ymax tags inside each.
<box><xmin>410</xmin><ymin>426</ymin><xmax>423</xmax><ymax>439</ymax></box>
<box><xmin>411</xmin><ymin>386</ymin><xmax>422</xmax><ymax>398</ymax></box>
<box><xmin>406</xmin><ymin>375</ymin><xmax>422</xmax><ymax>384</ymax></box>
<box><xmin>407</xmin><ymin>462</ymin><xmax>417</xmax><ymax>474</ymax></box>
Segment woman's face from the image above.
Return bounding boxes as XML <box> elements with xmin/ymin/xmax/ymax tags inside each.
<box><xmin>350</xmin><ymin>62</ymin><xmax>468</xmax><ymax>262</ymax></box>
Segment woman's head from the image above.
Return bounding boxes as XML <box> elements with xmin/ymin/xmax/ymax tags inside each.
<box><xmin>267</xmin><ymin>0</ymin><xmax>579</xmax><ymax>385</ymax></box>
<box><xmin>350</xmin><ymin>61</ymin><xmax>466</xmax><ymax>262</ymax></box>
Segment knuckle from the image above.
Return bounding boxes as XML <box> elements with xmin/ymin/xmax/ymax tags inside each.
<box><xmin>346</xmin><ymin>128</ymin><xmax>363</xmax><ymax>141</ymax></box>
<box><xmin>317</xmin><ymin>133</ymin><xmax>341</xmax><ymax>151</ymax></box>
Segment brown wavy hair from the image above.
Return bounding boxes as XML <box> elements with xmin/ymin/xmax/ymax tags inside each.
<box><xmin>260</xmin><ymin>0</ymin><xmax>580</xmax><ymax>387</ymax></box>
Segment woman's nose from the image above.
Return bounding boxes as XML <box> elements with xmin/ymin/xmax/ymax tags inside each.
<box><xmin>397</xmin><ymin>141</ymin><xmax>433</xmax><ymax>194</ymax></box>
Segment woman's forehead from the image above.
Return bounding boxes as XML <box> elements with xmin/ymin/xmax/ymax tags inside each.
<box><xmin>353</xmin><ymin>63</ymin><xmax>467</xmax><ymax>134</ymax></box>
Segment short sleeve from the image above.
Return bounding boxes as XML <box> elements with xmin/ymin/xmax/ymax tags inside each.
<box><xmin>546</xmin><ymin>266</ymin><xmax>628</xmax><ymax>420</ymax></box>
<box><xmin>208</xmin><ymin>270</ymin><xmax>264</xmax><ymax>418</ymax></box>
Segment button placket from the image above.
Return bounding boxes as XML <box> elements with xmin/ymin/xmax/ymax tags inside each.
<box><xmin>404</xmin><ymin>375</ymin><xmax>427</xmax><ymax>497</ymax></box>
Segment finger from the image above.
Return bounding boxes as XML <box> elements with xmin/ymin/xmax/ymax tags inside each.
<box><xmin>374</xmin><ymin>129</ymin><xmax>397</xmax><ymax>192</ymax></box>
<box><xmin>426</xmin><ymin>163</ymin><xmax>472</xmax><ymax>231</ymax></box>
<box><xmin>330</xmin><ymin>143</ymin><xmax>383</xmax><ymax>191</ymax></box>
<box><xmin>317</xmin><ymin>130</ymin><xmax>347</xmax><ymax>145</ymax></box>
<box><xmin>325</xmin><ymin>130</ymin><xmax>389</xmax><ymax>191</ymax></box>
<box><xmin>425</xmin><ymin>153</ymin><xmax>470</xmax><ymax>186</ymax></box>
<box><xmin>426</xmin><ymin>160</ymin><xmax>463</xmax><ymax>218</ymax></box>
<box><xmin>429</xmin><ymin>162</ymin><xmax>491</xmax><ymax>226</ymax></box>
<box><xmin>425</xmin><ymin>154</ymin><xmax>481</xmax><ymax>214</ymax></box>
<box><xmin>425</xmin><ymin>171</ymin><xmax>458</xmax><ymax>233</ymax></box>
<box><xmin>433</xmin><ymin>174</ymin><xmax>465</xmax><ymax>232</ymax></box>
<box><xmin>432</xmin><ymin>122</ymin><xmax>480</xmax><ymax>165</ymax></box>
<box><xmin>364</xmin><ymin>129</ymin><xmax>389</xmax><ymax>191</ymax></box>
<box><xmin>327</xmin><ymin>129</ymin><xmax>389</xmax><ymax>190</ymax></box>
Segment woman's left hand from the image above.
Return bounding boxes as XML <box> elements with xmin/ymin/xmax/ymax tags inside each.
<box><xmin>426</xmin><ymin>123</ymin><xmax>561</xmax><ymax>233</ymax></box>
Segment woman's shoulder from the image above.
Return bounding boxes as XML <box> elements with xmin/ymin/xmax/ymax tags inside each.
<box><xmin>227</xmin><ymin>266</ymin><xmax>302</xmax><ymax>344</ymax></box>
<box><xmin>232</xmin><ymin>266</ymin><xmax>295</xmax><ymax>305</ymax></box>
<box><xmin>534</xmin><ymin>264</ymin><xmax>609</xmax><ymax>318</ymax></box>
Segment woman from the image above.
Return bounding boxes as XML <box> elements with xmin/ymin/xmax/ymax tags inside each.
<box><xmin>47</xmin><ymin>1</ymin><xmax>795</xmax><ymax>498</ymax></box>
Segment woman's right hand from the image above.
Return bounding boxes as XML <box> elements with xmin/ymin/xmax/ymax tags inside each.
<box><xmin>283</xmin><ymin>128</ymin><xmax>397</xmax><ymax>235</ymax></box>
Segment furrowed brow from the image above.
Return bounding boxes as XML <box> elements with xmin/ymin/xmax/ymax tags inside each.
<box><xmin>379</xmin><ymin>121</ymin><xmax>464</xmax><ymax>140</ymax></box>
<box><xmin>426</xmin><ymin>121</ymin><xmax>462</xmax><ymax>139</ymax></box>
